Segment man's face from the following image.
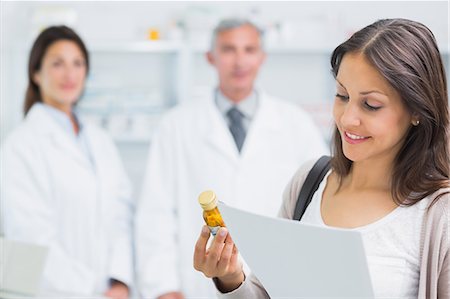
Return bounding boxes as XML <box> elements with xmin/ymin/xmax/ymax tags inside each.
<box><xmin>207</xmin><ymin>24</ymin><xmax>266</xmax><ymax>97</ymax></box>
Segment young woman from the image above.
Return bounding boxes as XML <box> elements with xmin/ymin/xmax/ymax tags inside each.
<box><xmin>2</xmin><ymin>26</ymin><xmax>133</xmax><ymax>299</ymax></box>
<box><xmin>194</xmin><ymin>18</ymin><xmax>449</xmax><ymax>298</ymax></box>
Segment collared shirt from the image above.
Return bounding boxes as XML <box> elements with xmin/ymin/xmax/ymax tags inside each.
<box><xmin>215</xmin><ymin>88</ymin><xmax>259</xmax><ymax>133</ymax></box>
<box><xmin>41</xmin><ymin>103</ymin><xmax>95</xmax><ymax>168</ymax></box>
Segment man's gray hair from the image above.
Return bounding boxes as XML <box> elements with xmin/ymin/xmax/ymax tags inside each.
<box><xmin>210</xmin><ymin>18</ymin><xmax>265</xmax><ymax>51</ymax></box>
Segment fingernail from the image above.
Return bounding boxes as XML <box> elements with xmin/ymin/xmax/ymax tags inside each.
<box><xmin>202</xmin><ymin>226</ymin><xmax>210</xmax><ymax>235</ymax></box>
<box><xmin>219</xmin><ymin>228</ymin><xmax>227</xmax><ymax>237</ymax></box>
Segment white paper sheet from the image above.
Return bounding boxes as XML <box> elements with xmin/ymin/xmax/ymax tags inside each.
<box><xmin>218</xmin><ymin>202</ymin><xmax>374</xmax><ymax>298</ymax></box>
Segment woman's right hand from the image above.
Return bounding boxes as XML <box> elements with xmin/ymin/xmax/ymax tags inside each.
<box><xmin>193</xmin><ymin>225</ymin><xmax>245</xmax><ymax>293</ymax></box>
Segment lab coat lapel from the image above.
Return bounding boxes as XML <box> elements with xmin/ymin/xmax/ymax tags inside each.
<box><xmin>27</xmin><ymin>104</ymin><xmax>93</xmax><ymax>170</ymax></box>
<box><xmin>202</xmin><ymin>93</ymin><xmax>240</xmax><ymax>161</ymax></box>
<box><xmin>239</xmin><ymin>93</ymin><xmax>282</xmax><ymax>158</ymax></box>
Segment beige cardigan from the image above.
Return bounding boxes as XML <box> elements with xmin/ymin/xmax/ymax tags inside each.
<box><xmin>217</xmin><ymin>159</ymin><xmax>450</xmax><ymax>298</ymax></box>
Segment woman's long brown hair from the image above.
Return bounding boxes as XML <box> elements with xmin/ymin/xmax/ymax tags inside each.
<box><xmin>330</xmin><ymin>18</ymin><xmax>449</xmax><ymax>205</ymax></box>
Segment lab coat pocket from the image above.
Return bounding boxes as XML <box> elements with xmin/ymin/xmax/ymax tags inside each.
<box><xmin>367</xmin><ymin>256</ymin><xmax>406</xmax><ymax>298</ymax></box>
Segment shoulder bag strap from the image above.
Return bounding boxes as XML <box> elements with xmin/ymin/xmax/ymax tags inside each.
<box><xmin>293</xmin><ymin>155</ymin><xmax>331</xmax><ymax>221</ymax></box>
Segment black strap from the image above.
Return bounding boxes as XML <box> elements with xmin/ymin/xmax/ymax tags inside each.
<box><xmin>293</xmin><ymin>156</ymin><xmax>331</xmax><ymax>221</ymax></box>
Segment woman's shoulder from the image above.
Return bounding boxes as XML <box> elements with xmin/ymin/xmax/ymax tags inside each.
<box><xmin>427</xmin><ymin>187</ymin><xmax>450</xmax><ymax>226</ymax></box>
<box><xmin>425</xmin><ymin>188</ymin><xmax>450</xmax><ymax>220</ymax></box>
<box><xmin>2</xmin><ymin>120</ymin><xmax>41</xmax><ymax>153</ymax></box>
<box><xmin>1</xmin><ymin>122</ymin><xmax>51</xmax><ymax>172</ymax></box>
<box><xmin>289</xmin><ymin>159</ymin><xmax>322</xmax><ymax>190</ymax></box>
<box><xmin>421</xmin><ymin>188</ymin><xmax>449</xmax><ymax>249</ymax></box>
<box><xmin>278</xmin><ymin>157</ymin><xmax>328</xmax><ymax>219</ymax></box>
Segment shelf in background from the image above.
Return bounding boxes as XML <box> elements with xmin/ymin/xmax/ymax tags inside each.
<box><xmin>87</xmin><ymin>40</ymin><xmax>337</xmax><ymax>55</ymax></box>
<box><xmin>113</xmin><ymin>136</ymin><xmax>152</xmax><ymax>143</ymax></box>
<box><xmin>190</xmin><ymin>42</ymin><xmax>337</xmax><ymax>55</ymax></box>
<box><xmin>88</xmin><ymin>40</ymin><xmax>182</xmax><ymax>53</ymax></box>
<box><xmin>86</xmin><ymin>40</ymin><xmax>449</xmax><ymax>55</ymax></box>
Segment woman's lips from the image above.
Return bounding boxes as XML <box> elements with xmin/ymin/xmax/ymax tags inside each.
<box><xmin>343</xmin><ymin>131</ymin><xmax>370</xmax><ymax>144</ymax></box>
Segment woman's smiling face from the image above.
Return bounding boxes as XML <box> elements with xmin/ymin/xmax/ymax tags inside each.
<box><xmin>333</xmin><ymin>52</ymin><xmax>414</xmax><ymax>164</ymax></box>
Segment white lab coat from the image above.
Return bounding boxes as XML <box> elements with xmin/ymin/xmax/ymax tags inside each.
<box><xmin>1</xmin><ymin>103</ymin><xmax>134</xmax><ymax>295</ymax></box>
<box><xmin>135</xmin><ymin>90</ymin><xmax>328</xmax><ymax>299</ymax></box>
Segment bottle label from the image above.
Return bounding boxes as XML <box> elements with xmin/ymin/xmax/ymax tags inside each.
<box><xmin>208</xmin><ymin>225</ymin><xmax>220</xmax><ymax>236</ymax></box>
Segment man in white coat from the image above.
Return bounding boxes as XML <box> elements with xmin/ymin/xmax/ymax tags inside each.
<box><xmin>135</xmin><ymin>18</ymin><xmax>328</xmax><ymax>299</ymax></box>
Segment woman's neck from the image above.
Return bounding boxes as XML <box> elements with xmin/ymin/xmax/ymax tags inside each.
<box><xmin>70</xmin><ymin>113</ymin><xmax>79</xmax><ymax>135</ymax></box>
<box><xmin>344</xmin><ymin>157</ymin><xmax>394</xmax><ymax>192</ymax></box>
<box><xmin>43</xmin><ymin>101</ymin><xmax>79</xmax><ymax>135</ymax></box>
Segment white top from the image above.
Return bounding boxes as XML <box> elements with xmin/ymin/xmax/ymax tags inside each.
<box><xmin>301</xmin><ymin>171</ymin><xmax>429</xmax><ymax>298</ymax></box>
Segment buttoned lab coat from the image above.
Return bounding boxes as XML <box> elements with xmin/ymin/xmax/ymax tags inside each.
<box><xmin>135</xmin><ymin>91</ymin><xmax>328</xmax><ymax>299</ymax></box>
<box><xmin>2</xmin><ymin>104</ymin><xmax>134</xmax><ymax>295</ymax></box>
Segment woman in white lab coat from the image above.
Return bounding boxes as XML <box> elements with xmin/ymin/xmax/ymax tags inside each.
<box><xmin>2</xmin><ymin>26</ymin><xmax>134</xmax><ymax>298</ymax></box>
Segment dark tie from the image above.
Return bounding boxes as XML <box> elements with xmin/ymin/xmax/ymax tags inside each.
<box><xmin>227</xmin><ymin>107</ymin><xmax>246</xmax><ymax>152</ymax></box>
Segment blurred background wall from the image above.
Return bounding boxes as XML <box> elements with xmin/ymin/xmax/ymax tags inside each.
<box><xmin>1</xmin><ymin>1</ymin><xmax>448</xmax><ymax>196</ymax></box>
